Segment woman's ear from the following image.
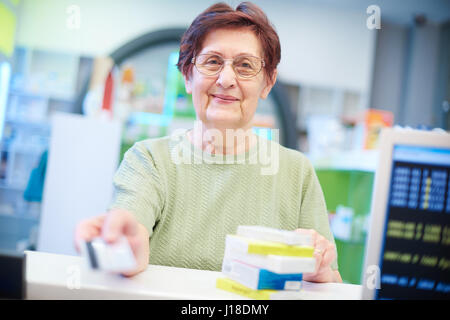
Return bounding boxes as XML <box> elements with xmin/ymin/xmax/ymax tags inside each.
<box><xmin>184</xmin><ymin>74</ymin><xmax>192</xmax><ymax>94</ymax></box>
<box><xmin>260</xmin><ymin>69</ymin><xmax>277</xmax><ymax>99</ymax></box>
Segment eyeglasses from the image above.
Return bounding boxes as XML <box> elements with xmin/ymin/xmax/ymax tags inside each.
<box><xmin>191</xmin><ymin>54</ymin><xmax>265</xmax><ymax>79</ymax></box>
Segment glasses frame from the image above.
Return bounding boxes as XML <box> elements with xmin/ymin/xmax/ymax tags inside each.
<box><xmin>191</xmin><ymin>54</ymin><xmax>266</xmax><ymax>79</ymax></box>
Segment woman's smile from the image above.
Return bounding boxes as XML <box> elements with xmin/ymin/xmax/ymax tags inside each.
<box><xmin>211</xmin><ymin>93</ymin><xmax>240</xmax><ymax>104</ymax></box>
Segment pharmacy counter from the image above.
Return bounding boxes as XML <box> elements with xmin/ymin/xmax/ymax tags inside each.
<box><xmin>25</xmin><ymin>251</ymin><xmax>362</xmax><ymax>300</ymax></box>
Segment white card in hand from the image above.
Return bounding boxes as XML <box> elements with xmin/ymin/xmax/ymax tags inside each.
<box><xmin>82</xmin><ymin>236</ymin><xmax>137</xmax><ymax>273</ymax></box>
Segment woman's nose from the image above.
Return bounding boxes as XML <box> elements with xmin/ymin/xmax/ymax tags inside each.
<box><xmin>216</xmin><ymin>63</ymin><xmax>237</xmax><ymax>88</ymax></box>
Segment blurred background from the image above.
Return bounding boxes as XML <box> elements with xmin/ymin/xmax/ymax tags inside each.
<box><xmin>0</xmin><ymin>0</ymin><xmax>449</xmax><ymax>284</ymax></box>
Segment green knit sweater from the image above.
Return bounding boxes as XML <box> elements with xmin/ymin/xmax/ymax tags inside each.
<box><xmin>109</xmin><ymin>129</ymin><xmax>338</xmax><ymax>271</ymax></box>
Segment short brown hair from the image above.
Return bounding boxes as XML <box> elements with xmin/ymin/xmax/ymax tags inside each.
<box><xmin>177</xmin><ymin>2</ymin><xmax>281</xmax><ymax>81</ymax></box>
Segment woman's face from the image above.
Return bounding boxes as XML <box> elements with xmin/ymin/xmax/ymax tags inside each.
<box><xmin>184</xmin><ymin>27</ymin><xmax>277</xmax><ymax>131</ymax></box>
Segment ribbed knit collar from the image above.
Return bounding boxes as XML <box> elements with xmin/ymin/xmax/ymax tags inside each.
<box><xmin>175</xmin><ymin>128</ymin><xmax>261</xmax><ymax>165</ymax></box>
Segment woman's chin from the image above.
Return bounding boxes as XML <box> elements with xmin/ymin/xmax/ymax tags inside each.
<box><xmin>205</xmin><ymin>111</ymin><xmax>242</xmax><ymax>128</ymax></box>
<box><xmin>205</xmin><ymin>118</ymin><xmax>243</xmax><ymax>130</ymax></box>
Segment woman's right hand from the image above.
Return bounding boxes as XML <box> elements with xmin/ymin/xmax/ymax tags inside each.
<box><xmin>74</xmin><ymin>209</ymin><xmax>150</xmax><ymax>277</ymax></box>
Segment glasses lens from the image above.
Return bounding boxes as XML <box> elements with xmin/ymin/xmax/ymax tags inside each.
<box><xmin>194</xmin><ymin>54</ymin><xmax>263</xmax><ymax>78</ymax></box>
<box><xmin>196</xmin><ymin>54</ymin><xmax>223</xmax><ymax>75</ymax></box>
<box><xmin>233</xmin><ymin>56</ymin><xmax>262</xmax><ymax>78</ymax></box>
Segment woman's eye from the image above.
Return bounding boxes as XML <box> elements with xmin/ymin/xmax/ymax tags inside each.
<box><xmin>237</xmin><ymin>62</ymin><xmax>252</xmax><ymax>69</ymax></box>
<box><xmin>206</xmin><ymin>58</ymin><xmax>221</xmax><ymax>65</ymax></box>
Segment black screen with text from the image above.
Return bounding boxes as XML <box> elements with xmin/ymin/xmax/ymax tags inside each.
<box><xmin>376</xmin><ymin>145</ymin><xmax>450</xmax><ymax>300</ymax></box>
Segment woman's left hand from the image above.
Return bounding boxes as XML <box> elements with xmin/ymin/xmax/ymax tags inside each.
<box><xmin>294</xmin><ymin>228</ymin><xmax>342</xmax><ymax>283</ymax></box>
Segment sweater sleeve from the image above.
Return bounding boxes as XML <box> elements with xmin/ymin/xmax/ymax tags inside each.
<box><xmin>108</xmin><ymin>142</ymin><xmax>165</xmax><ymax>237</ymax></box>
<box><xmin>298</xmin><ymin>155</ymin><xmax>339</xmax><ymax>271</ymax></box>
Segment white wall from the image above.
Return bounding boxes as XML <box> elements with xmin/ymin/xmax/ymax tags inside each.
<box><xmin>269</xmin><ymin>1</ymin><xmax>376</xmax><ymax>92</ymax></box>
<box><xmin>15</xmin><ymin>0</ymin><xmax>376</xmax><ymax>92</ymax></box>
<box><xmin>38</xmin><ymin>113</ymin><xmax>122</xmax><ymax>256</ymax></box>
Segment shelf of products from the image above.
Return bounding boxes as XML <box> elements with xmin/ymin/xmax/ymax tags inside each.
<box><xmin>0</xmin><ymin>46</ymin><xmax>85</xmax><ymax>251</ymax></box>
<box><xmin>297</xmin><ymin>85</ymin><xmax>367</xmax><ymax>132</ymax></box>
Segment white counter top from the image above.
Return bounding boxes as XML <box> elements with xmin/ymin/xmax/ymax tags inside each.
<box><xmin>25</xmin><ymin>251</ymin><xmax>363</xmax><ymax>300</ymax></box>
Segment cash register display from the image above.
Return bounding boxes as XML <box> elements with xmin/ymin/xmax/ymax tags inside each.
<box><xmin>376</xmin><ymin>145</ymin><xmax>450</xmax><ymax>299</ymax></box>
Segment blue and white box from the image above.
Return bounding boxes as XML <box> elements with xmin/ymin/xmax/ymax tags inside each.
<box><xmin>222</xmin><ymin>258</ymin><xmax>303</xmax><ymax>291</ymax></box>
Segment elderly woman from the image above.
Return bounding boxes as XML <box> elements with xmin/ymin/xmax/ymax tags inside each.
<box><xmin>75</xmin><ymin>2</ymin><xmax>342</xmax><ymax>283</ymax></box>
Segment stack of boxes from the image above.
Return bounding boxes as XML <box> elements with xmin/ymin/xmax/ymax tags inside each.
<box><xmin>216</xmin><ymin>226</ymin><xmax>316</xmax><ymax>300</ymax></box>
